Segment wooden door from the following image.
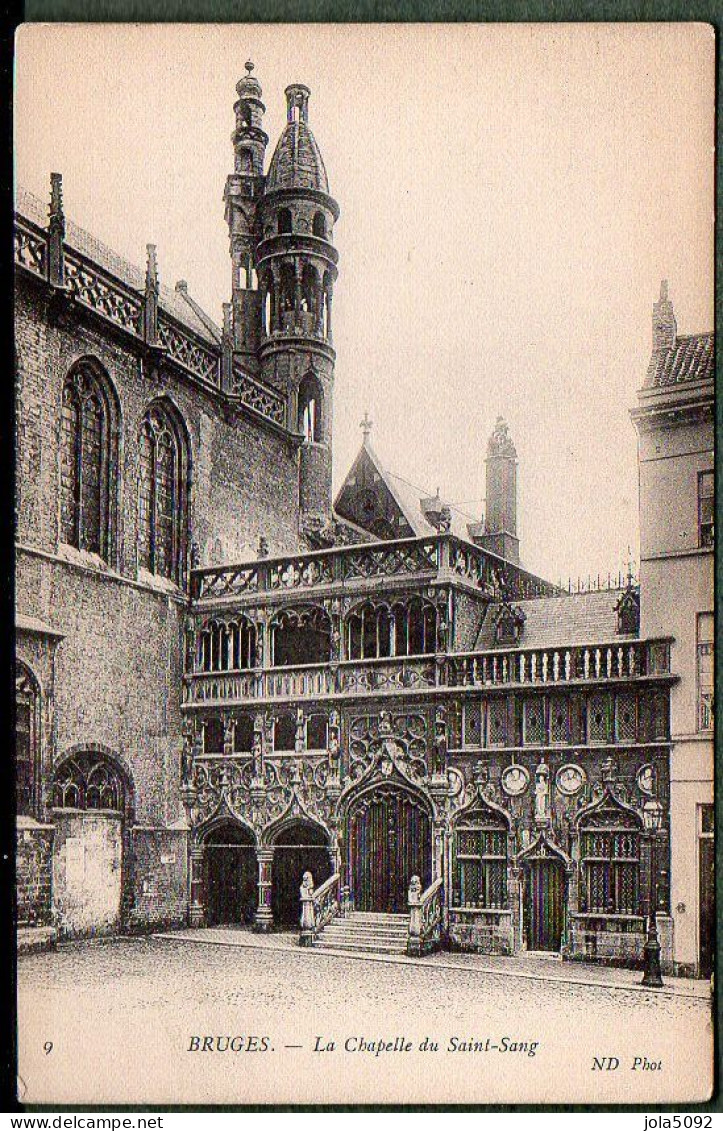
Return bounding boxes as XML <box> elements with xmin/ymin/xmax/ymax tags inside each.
<box><xmin>526</xmin><ymin>858</ymin><xmax>565</xmax><ymax>952</ymax></box>
<box><xmin>349</xmin><ymin>785</ymin><xmax>431</xmax><ymax>912</ymax></box>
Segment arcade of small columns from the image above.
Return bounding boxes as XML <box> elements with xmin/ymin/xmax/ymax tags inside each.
<box><xmin>258</xmin><ymin>256</ymin><xmax>334</xmax><ymax>341</ymax></box>
<box><xmin>186</xmin><ymin>595</ymin><xmax>446</xmax><ymax>676</ymax></box>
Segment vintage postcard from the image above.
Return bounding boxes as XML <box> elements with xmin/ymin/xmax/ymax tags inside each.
<box><xmin>13</xmin><ymin>22</ymin><xmax>715</xmax><ymax>1107</ymax></box>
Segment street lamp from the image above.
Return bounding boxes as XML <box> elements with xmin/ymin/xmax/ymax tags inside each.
<box><xmin>641</xmin><ymin>798</ymin><xmax>664</xmax><ymax>988</ymax></box>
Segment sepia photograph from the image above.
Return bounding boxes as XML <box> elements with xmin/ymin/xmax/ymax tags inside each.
<box><xmin>13</xmin><ymin>22</ymin><xmax>715</xmax><ymax>1106</ymax></box>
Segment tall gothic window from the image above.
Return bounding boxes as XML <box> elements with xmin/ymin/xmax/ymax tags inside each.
<box><xmin>59</xmin><ymin>362</ymin><xmax>116</xmax><ymax>560</ymax></box>
<box><xmin>578</xmin><ymin>799</ymin><xmax>641</xmax><ymax>916</ymax></box>
<box><xmin>452</xmin><ymin>805</ymin><xmax>509</xmax><ymax>909</ymax></box>
<box><xmin>16</xmin><ymin>663</ymin><xmax>40</xmax><ymax>817</ymax></box>
<box><xmin>138</xmin><ymin>402</ymin><xmax>189</xmax><ymax>584</ymax></box>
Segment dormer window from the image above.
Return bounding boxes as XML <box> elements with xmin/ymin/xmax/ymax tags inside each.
<box><xmin>494</xmin><ymin>602</ymin><xmax>525</xmax><ymax>647</ymax></box>
<box><xmin>614</xmin><ymin>586</ymin><xmax>640</xmax><ymax>636</ymax></box>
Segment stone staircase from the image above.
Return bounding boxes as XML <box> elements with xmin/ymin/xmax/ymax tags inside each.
<box><xmin>314</xmin><ymin>911</ymin><xmax>409</xmax><ymax>956</ymax></box>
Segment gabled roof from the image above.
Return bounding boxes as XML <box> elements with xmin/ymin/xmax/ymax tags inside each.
<box><xmin>15</xmin><ymin>186</ymin><xmax>222</xmax><ymax>347</ymax></box>
<box><xmin>334</xmin><ymin>440</ymin><xmax>480</xmax><ymax>541</ymax></box>
<box><xmin>646</xmin><ymin>332</ymin><xmax>714</xmax><ymax>388</ymax></box>
<box><xmin>474</xmin><ymin>588</ymin><xmax>637</xmax><ymax>650</ymax></box>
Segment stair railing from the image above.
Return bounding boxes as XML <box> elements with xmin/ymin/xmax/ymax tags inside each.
<box><xmin>299</xmin><ymin>870</ymin><xmax>341</xmax><ymax>947</ymax></box>
<box><xmin>407</xmin><ymin>875</ymin><xmax>444</xmax><ymax>957</ymax></box>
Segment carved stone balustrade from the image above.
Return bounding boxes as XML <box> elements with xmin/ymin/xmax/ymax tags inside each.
<box><xmin>448</xmin><ymin>640</ymin><xmax>671</xmax><ymax>690</ymax></box>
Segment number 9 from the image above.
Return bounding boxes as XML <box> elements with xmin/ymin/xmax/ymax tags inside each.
<box><xmin>43</xmin><ymin>1042</ymin><xmax>53</xmax><ymax>1055</ymax></box>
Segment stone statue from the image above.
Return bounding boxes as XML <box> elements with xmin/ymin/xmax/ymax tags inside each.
<box><xmin>181</xmin><ymin>730</ymin><xmax>194</xmax><ymax>786</ymax></box>
<box><xmin>534</xmin><ymin>760</ymin><xmax>550</xmax><ymax>823</ymax></box>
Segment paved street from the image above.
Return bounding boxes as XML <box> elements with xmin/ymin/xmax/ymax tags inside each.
<box><xmin>18</xmin><ymin>936</ymin><xmax>713</xmax><ymax>1107</ymax></box>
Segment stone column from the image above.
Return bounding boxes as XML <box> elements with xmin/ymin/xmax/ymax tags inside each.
<box><xmin>254</xmin><ymin>847</ymin><xmax>274</xmax><ymax>932</ymax></box>
<box><xmin>188</xmin><ymin>844</ymin><xmax>205</xmax><ymax>927</ymax></box>
<box><xmin>510</xmin><ymin>863</ymin><xmax>522</xmax><ymax>954</ymax></box>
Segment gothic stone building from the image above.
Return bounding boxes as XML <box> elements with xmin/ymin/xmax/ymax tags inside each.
<box><xmin>15</xmin><ymin>68</ymin><xmax>712</xmax><ymax>974</ymax></box>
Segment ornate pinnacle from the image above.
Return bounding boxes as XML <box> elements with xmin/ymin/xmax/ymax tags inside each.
<box><xmin>360</xmin><ymin>411</ymin><xmax>373</xmax><ymax>443</ymax></box>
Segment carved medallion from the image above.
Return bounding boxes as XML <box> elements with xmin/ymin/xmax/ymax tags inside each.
<box><xmin>501</xmin><ymin>764</ymin><xmax>530</xmax><ymax>797</ymax></box>
<box><xmin>556</xmin><ymin>763</ymin><xmax>586</xmax><ymax>797</ymax></box>
<box><xmin>636</xmin><ymin>764</ymin><xmax>655</xmax><ymax>797</ymax></box>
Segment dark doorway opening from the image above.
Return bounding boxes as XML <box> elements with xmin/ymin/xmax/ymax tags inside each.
<box><xmin>271</xmin><ymin>821</ymin><xmax>331</xmax><ymax>929</ymax></box>
<box><xmin>524</xmin><ymin>857</ymin><xmax>566</xmax><ymax>952</ymax></box>
<box><xmin>347</xmin><ymin>784</ymin><xmax>432</xmax><ymax>913</ymax></box>
<box><xmin>699</xmin><ymin>823</ymin><xmax>715</xmax><ymax>979</ymax></box>
<box><xmin>203</xmin><ymin>822</ymin><xmax>257</xmax><ymax>927</ymax></box>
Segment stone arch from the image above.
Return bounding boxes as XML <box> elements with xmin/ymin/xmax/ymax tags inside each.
<box><xmin>342</xmin><ymin>774</ymin><xmax>434</xmax><ymax>912</ymax></box>
<box><xmin>265</xmin><ymin>814</ymin><xmax>333</xmax><ymax>929</ymax></box>
<box><xmin>198</xmin><ymin>815</ymin><xmax>259</xmax><ymax>927</ymax></box>
<box><xmin>297</xmin><ymin>370</ymin><xmax>324</xmax><ymax>442</ymax></box>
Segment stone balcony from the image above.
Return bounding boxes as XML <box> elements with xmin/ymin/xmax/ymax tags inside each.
<box><xmin>181</xmin><ymin>638</ymin><xmax>673</xmax><ymax>708</ymax></box>
<box><xmin>189</xmin><ymin>534</ymin><xmax>561</xmax><ymax>607</ymax></box>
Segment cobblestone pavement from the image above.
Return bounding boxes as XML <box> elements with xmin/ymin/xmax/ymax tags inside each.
<box><xmin>18</xmin><ymin>936</ymin><xmax>714</xmax><ymax>1107</ymax></box>
<box><xmin>153</xmin><ymin>925</ymin><xmax>710</xmax><ymax>999</ymax></box>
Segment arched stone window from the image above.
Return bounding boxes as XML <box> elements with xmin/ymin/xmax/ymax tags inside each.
<box><xmin>578</xmin><ymin>795</ymin><xmax>641</xmax><ymax>916</ymax></box>
<box><xmin>54</xmin><ymin>751</ymin><xmax>125</xmax><ymax>812</ymax></box>
<box><xmin>138</xmin><ymin>401</ymin><xmax>189</xmax><ymax>584</ymax></box>
<box><xmin>59</xmin><ymin>360</ymin><xmax>118</xmax><ymax>561</ymax></box>
<box><xmin>346</xmin><ymin>599</ymin><xmax>438</xmax><ymax>660</ymax></box>
<box><xmin>197</xmin><ymin>617</ymin><xmax>256</xmax><ymax>672</ymax></box>
<box><xmin>298</xmin><ymin>372</ymin><xmax>323</xmax><ymax>443</ymax></box>
<box><xmin>270</xmin><ymin>606</ymin><xmax>331</xmax><ymax>667</ymax></box>
<box><xmin>452</xmin><ymin>803</ymin><xmax>509</xmax><ymax>909</ymax></box>
<box><xmin>312</xmin><ymin>211</ymin><xmax>327</xmax><ymax>239</ymax></box>
<box><xmin>301</xmin><ymin>264</ymin><xmax>319</xmax><ymax>318</ymax></box>
<box><xmin>16</xmin><ymin>662</ymin><xmax>41</xmax><ymax>817</ymax></box>
<box><xmin>277</xmin><ymin>208</ymin><xmax>292</xmax><ymax>234</ymax></box>
<box><xmin>280</xmin><ymin>263</ymin><xmax>295</xmax><ymax>313</ymax></box>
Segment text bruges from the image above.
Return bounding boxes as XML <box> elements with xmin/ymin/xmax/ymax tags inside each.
<box><xmin>188</xmin><ymin>1036</ymin><xmax>271</xmax><ymax>1052</ymax></box>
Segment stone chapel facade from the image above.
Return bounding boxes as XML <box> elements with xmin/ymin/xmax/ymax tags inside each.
<box><xmin>14</xmin><ymin>68</ymin><xmax>713</xmax><ymax>974</ymax></box>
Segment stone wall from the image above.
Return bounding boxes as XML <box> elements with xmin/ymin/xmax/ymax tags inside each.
<box><xmin>128</xmin><ymin>827</ymin><xmax>188</xmax><ymax>931</ymax></box>
<box><xmin>16</xmin><ymin>818</ymin><xmax>54</xmax><ymax>927</ymax></box>
<box><xmin>448</xmin><ymin>909</ymin><xmax>513</xmax><ymax>955</ymax></box>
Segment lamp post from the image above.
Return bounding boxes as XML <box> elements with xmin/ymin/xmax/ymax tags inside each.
<box><xmin>641</xmin><ymin>798</ymin><xmax>664</xmax><ymax>988</ymax></box>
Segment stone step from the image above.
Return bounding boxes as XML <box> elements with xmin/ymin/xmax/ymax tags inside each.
<box><xmin>328</xmin><ymin>917</ymin><xmax>408</xmax><ymax>931</ymax></box>
<box><xmin>315</xmin><ymin>938</ymin><xmax>407</xmax><ymax>955</ymax></box>
<box><xmin>343</xmin><ymin>909</ymin><xmax>409</xmax><ymax>918</ymax></box>
<box><xmin>321</xmin><ymin>931</ymin><xmax>408</xmax><ymax>946</ymax></box>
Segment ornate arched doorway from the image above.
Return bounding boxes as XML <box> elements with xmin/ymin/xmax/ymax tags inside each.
<box><xmin>519</xmin><ymin>837</ymin><xmax>570</xmax><ymax>953</ymax></box>
<box><xmin>270</xmin><ymin>820</ymin><xmax>332</xmax><ymax>929</ymax></box>
<box><xmin>203</xmin><ymin>821</ymin><xmax>257</xmax><ymax>927</ymax></box>
<box><xmin>347</xmin><ymin>783</ymin><xmax>432</xmax><ymax>913</ymax></box>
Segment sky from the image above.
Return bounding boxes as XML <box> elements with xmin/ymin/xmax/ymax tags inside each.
<box><xmin>14</xmin><ymin>23</ymin><xmax>714</xmax><ymax>584</ymax></box>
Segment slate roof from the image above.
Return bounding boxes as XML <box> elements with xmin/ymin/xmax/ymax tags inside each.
<box><xmin>474</xmin><ymin>589</ymin><xmax>636</xmax><ymax>650</ymax></box>
<box><xmin>15</xmin><ymin>186</ymin><xmax>222</xmax><ymax>346</ymax></box>
<box><xmin>266</xmin><ymin>122</ymin><xmax>329</xmax><ymax>194</ymax></box>
<box><xmin>338</xmin><ymin>440</ymin><xmax>481</xmax><ymax>541</ymax></box>
<box><xmin>646</xmin><ymin>333</ymin><xmax>714</xmax><ymax>388</ymax></box>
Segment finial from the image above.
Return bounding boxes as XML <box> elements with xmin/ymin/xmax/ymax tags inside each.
<box><xmin>660</xmin><ymin>279</ymin><xmax>668</xmax><ymax>301</ymax></box>
<box><xmin>360</xmin><ymin>411</ymin><xmax>373</xmax><ymax>443</ymax></box>
<box><xmin>145</xmin><ymin>244</ymin><xmax>158</xmax><ymax>291</ymax></box>
<box><xmin>50</xmin><ymin>172</ymin><xmax>64</xmax><ymax>218</ymax></box>
<box><xmin>245</xmin><ymin>60</ymin><xmax>254</xmax><ymax>75</ymax></box>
